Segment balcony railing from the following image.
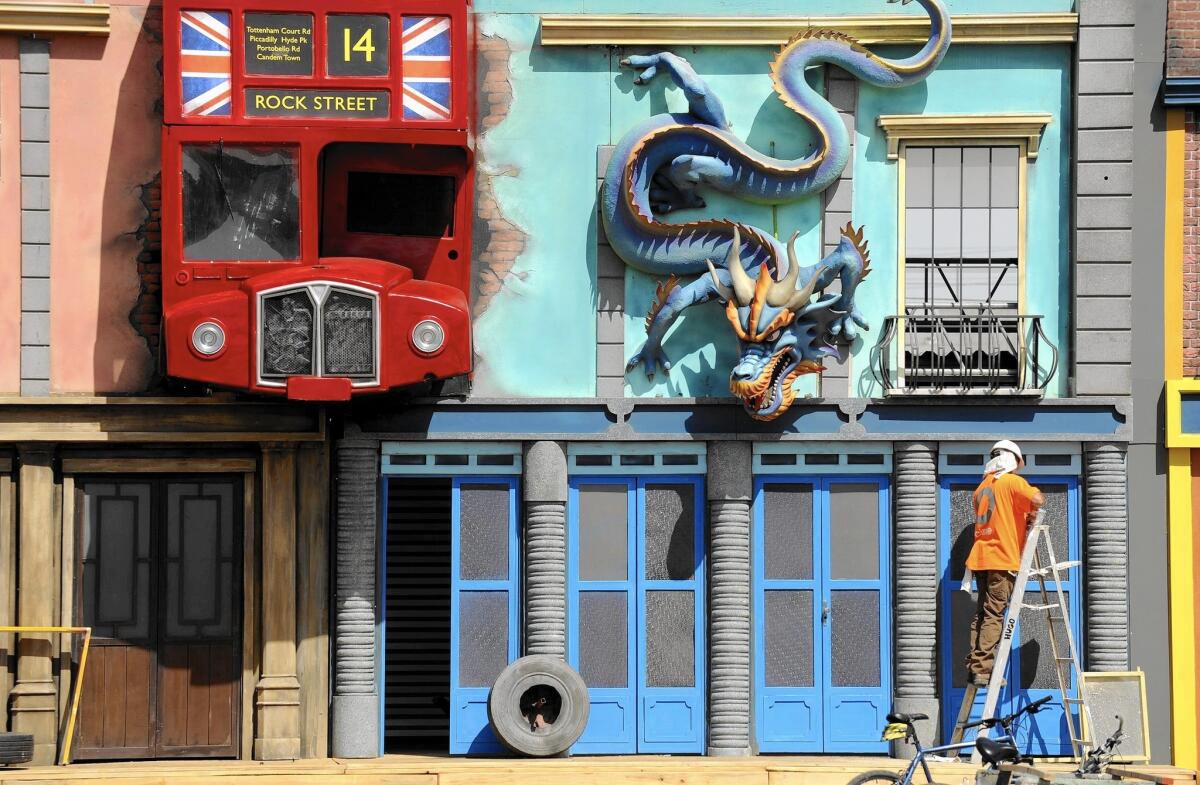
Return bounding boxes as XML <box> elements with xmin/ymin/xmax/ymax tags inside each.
<box><xmin>871</xmin><ymin>307</ymin><xmax>1059</xmax><ymax>395</ymax></box>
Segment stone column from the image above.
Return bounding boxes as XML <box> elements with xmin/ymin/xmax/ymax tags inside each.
<box><xmin>706</xmin><ymin>441</ymin><xmax>752</xmax><ymax>756</ymax></box>
<box><xmin>255</xmin><ymin>444</ymin><xmax>302</xmax><ymax>760</ymax></box>
<box><xmin>10</xmin><ymin>445</ymin><xmax>58</xmax><ymax>764</ymax></box>
<box><xmin>892</xmin><ymin>442</ymin><xmax>939</xmax><ymax>753</ymax></box>
<box><xmin>1084</xmin><ymin>443</ymin><xmax>1130</xmax><ymax>670</ymax></box>
<box><xmin>331</xmin><ymin>435</ymin><xmax>380</xmax><ymax>758</ymax></box>
<box><xmin>523</xmin><ymin>441</ymin><xmax>567</xmax><ymax>658</ymax></box>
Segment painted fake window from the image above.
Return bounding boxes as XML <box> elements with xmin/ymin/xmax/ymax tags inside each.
<box><xmin>899</xmin><ymin>144</ymin><xmax>1026</xmax><ymax>388</ymax></box>
<box><xmin>182</xmin><ymin>144</ymin><xmax>300</xmax><ymax>261</ymax></box>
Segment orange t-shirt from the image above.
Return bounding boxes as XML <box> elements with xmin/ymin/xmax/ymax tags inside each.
<box><xmin>966</xmin><ymin>472</ymin><xmax>1041</xmax><ymax>572</ymax></box>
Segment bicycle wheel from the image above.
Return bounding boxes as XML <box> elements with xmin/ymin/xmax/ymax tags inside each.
<box><xmin>847</xmin><ymin>770</ymin><xmax>903</xmax><ymax>785</ymax></box>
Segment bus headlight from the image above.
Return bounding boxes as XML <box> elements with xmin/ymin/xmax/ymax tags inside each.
<box><xmin>412</xmin><ymin>319</ymin><xmax>445</xmax><ymax>354</ymax></box>
<box><xmin>192</xmin><ymin>321</ymin><xmax>226</xmax><ymax>356</ymax></box>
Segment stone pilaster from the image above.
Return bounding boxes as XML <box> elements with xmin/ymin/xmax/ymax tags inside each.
<box><xmin>330</xmin><ymin>436</ymin><xmax>380</xmax><ymax>758</ymax></box>
<box><xmin>892</xmin><ymin>442</ymin><xmax>939</xmax><ymax>754</ymax></box>
<box><xmin>10</xmin><ymin>445</ymin><xmax>58</xmax><ymax>764</ymax></box>
<box><xmin>706</xmin><ymin>441</ymin><xmax>752</xmax><ymax>756</ymax></box>
<box><xmin>255</xmin><ymin>444</ymin><xmax>301</xmax><ymax>760</ymax></box>
<box><xmin>1084</xmin><ymin>443</ymin><xmax>1130</xmax><ymax>670</ymax></box>
<box><xmin>523</xmin><ymin>441</ymin><xmax>567</xmax><ymax>658</ymax></box>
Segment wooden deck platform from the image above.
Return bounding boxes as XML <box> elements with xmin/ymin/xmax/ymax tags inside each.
<box><xmin>1</xmin><ymin>754</ymin><xmax>1191</xmax><ymax>785</ymax></box>
<box><xmin>0</xmin><ymin>753</ymin><xmax>1059</xmax><ymax>785</ymax></box>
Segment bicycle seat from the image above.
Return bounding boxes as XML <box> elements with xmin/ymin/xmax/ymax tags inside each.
<box><xmin>976</xmin><ymin>736</ymin><xmax>1020</xmax><ymax>766</ymax></box>
<box><xmin>886</xmin><ymin>712</ymin><xmax>929</xmax><ymax>724</ymax></box>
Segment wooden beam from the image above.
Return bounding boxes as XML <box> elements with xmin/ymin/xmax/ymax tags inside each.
<box><xmin>538</xmin><ymin>12</ymin><xmax>1077</xmax><ymax>47</ymax></box>
<box><xmin>60</xmin><ymin>458</ymin><xmax>258</xmax><ymax>474</ymax></box>
<box><xmin>0</xmin><ymin>3</ymin><xmax>109</xmax><ymax>35</ymax></box>
<box><xmin>0</xmin><ymin>399</ymin><xmax>324</xmax><ymax>443</ymax></box>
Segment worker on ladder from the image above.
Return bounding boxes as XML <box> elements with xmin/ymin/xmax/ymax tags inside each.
<box><xmin>964</xmin><ymin>440</ymin><xmax>1046</xmax><ymax>687</ymax></box>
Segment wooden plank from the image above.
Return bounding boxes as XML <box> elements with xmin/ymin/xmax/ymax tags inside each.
<box><xmin>1109</xmin><ymin>768</ymin><xmax>1197</xmax><ymax>785</ymax></box>
<box><xmin>296</xmin><ymin>444</ymin><xmax>330</xmax><ymax>759</ymax></box>
<box><xmin>62</xmin><ymin>459</ymin><xmax>258</xmax><ymax>475</ymax></box>
<box><xmin>439</xmin><ymin>771</ymin><xmax>769</xmax><ymax>785</ymax></box>
<box><xmin>240</xmin><ymin>474</ymin><xmax>257</xmax><ymax>762</ymax></box>
<box><xmin>0</xmin><ymin>475</ymin><xmax>14</xmax><ymax>722</ymax></box>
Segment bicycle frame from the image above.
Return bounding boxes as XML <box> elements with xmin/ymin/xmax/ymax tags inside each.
<box><xmin>899</xmin><ymin>738</ymin><xmax>978</xmax><ymax>785</ymax></box>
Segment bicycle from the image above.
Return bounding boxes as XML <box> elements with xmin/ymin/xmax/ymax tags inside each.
<box><xmin>847</xmin><ymin>696</ymin><xmax>1053</xmax><ymax>785</ymax></box>
<box><xmin>1076</xmin><ymin>716</ymin><xmax>1126</xmax><ymax>776</ymax></box>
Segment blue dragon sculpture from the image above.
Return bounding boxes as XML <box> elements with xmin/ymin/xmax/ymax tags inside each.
<box><xmin>601</xmin><ymin>0</ymin><xmax>951</xmax><ymax>420</ymax></box>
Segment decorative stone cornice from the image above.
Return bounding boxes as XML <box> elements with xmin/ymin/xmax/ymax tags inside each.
<box><xmin>877</xmin><ymin>113</ymin><xmax>1053</xmax><ymax>160</ymax></box>
<box><xmin>539</xmin><ymin>12</ymin><xmax>1076</xmax><ymax>47</ymax></box>
<box><xmin>0</xmin><ymin>3</ymin><xmax>109</xmax><ymax>35</ymax></box>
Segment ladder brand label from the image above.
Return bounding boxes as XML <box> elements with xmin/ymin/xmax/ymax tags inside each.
<box><xmin>244</xmin><ymin>13</ymin><xmax>313</xmax><ymax>76</ymax></box>
<box><xmin>244</xmin><ymin>89</ymin><xmax>389</xmax><ymax>118</ymax></box>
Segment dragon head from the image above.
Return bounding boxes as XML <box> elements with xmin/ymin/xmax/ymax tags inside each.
<box><xmin>708</xmin><ymin>228</ymin><xmax>834</xmax><ymax>421</ymax></box>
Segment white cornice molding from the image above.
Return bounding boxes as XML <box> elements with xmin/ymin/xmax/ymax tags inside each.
<box><xmin>0</xmin><ymin>2</ymin><xmax>110</xmax><ymax>35</ymax></box>
<box><xmin>539</xmin><ymin>12</ymin><xmax>1077</xmax><ymax>47</ymax></box>
<box><xmin>877</xmin><ymin>113</ymin><xmax>1054</xmax><ymax>160</ymax></box>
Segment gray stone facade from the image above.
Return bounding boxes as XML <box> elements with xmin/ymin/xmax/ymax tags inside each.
<box><xmin>1074</xmin><ymin>0</ymin><xmax>1137</xmax><ymax>396</ymax></box>
<box><xmin>1083</xmin><ymin>443</ymin><xmax>1130</xmax><ymax>671</ymax></box>
<box><xmin>19</xmin><ymin>37</ymin><xmax>50</xmax><ymax>397</ymax></box>
<box><xmin>331</xmin><ymin>435</ymin><xmax>381</xmax><ymax>758</ymax></box>
<box><xmin>705</xmin><ymin>441</ymin><xmax>752</xmax><ymax>756</ymax></box>
<box><xmin>523</xmin><ymin>441</ymin><xmax>568</xmax><ymax>658</ymax></box>
<box><xmin>891</xmin><ymin>442</ymin><xmax>940</xmax><ymax>751</ymax></box>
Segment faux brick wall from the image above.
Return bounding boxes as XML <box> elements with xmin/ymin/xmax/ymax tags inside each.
<box><xmin>473</xmin><ymin>33</ymin><xmax>527</xmax><ymax>319</ymax></box>
<box><xmin>1185</xmin><ymin>109</ymin><xmax>1200</xmax><ymax>375</ymax></box>
<box><xmin>128</xmin><ymin>6</ymin><xmax>164</xmax><ymax>372</ymax></box>
<box><xmin>1168</xmin><ymin>0</ymin><xmax>1200</xmax><ymax>77</ymax></box>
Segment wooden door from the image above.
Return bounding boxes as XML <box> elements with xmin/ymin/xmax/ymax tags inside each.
<box><xmin>74</xmin><ymin>478</ymin><xmax>241</xmax><ymax>761</ymax></box>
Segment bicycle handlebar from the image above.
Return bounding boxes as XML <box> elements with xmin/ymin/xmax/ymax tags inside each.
<box><xmin>962</xmin><ymin>696</ymin><xmax>1053</xmax><ymax>731</ymax></box>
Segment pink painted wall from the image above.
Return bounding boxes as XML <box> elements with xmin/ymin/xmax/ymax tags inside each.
<box><xmin>0</xmin><ymin>38</ymin><xmax>22</xmax><ymax>395</ymax></box>
<box><xmin>49</xmin><ymin>0</ymin><xmax>159</xmax><ymax>393</ymax></box>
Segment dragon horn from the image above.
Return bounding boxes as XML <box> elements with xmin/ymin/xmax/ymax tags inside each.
<box><xmin>706</xmin><ymin>259</ymin><xmax>734</xmax><ymax>302</ymax></box>
<box><xmin>767</xmin><ymin>231</ymin><xmax>802</xmax><ymax>306</ymax></box>
<box><xmin>784</xmin><ymin>259</ymin><xmax>822</xmax><ymax>313</ymax></box>
<box><xmin>725</xmin><ymin>228</ymin><xmax>755</xmax><ymax>306</ymax></box>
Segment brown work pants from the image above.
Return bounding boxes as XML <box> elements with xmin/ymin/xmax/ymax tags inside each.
<box><xmin>965</xmin><ymin>570</ymin><xmax>1016</xmax><ymax>678</ymax></box>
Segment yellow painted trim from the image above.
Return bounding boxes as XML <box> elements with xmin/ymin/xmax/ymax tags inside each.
<box><xmin>1167</xmin><ymin>109</ymin><xmax>1186</xmax><ymax>382</ymax></box>
<box><xmin>538</xmin><ymin>12</ymin><xmax>1078</xmax><ymax>47</ymax></box>
<box><xmin>878</xmin><ymin>114</ymin><xmax>1052</xmax><ymax>160</ymax></box>
<box><xmin>0</xmin><ymin>2</ymin><xmax>109</xmax><ymax>35</ymax></box>
<box><xmin>1168</xmin><ymin>449</ymin><xmax>1198</xmax><ymax>769</ymax></box>
<box><xmin>0</xmin><ymin>626</ymin><xmax>92</xmax><ymax>765</ymax></box>
<box><xmin>1166</xmin><ymin>379</ymin><xmax>1200</xmax><ymax>448</ymax></box>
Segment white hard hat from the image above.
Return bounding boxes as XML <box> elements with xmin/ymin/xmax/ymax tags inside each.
<box><xmin>990</xmin><ymin>439</ymin><xmax>1024</xmax><ymax>467</ymax></box>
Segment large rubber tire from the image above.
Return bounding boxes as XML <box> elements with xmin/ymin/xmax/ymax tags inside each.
<box><xmin>846</xmin><ymin>770</ymin><xmax>903</xmax><ymax>785</ymax></box>
<box><xmin>0</xmin><ymin>732</ymin><xmax>34</xmax><ymax>765</ymax></box>
<box><xmin>487</xmin><ymin>655</ymin><xmax>589</xmax><ymax>757</ymax></box>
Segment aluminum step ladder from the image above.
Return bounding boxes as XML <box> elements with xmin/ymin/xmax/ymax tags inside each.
<box><xmin>949</xmin><ymin>510</ymin><xmax>1096</xmax><ymax>763</ymax></box>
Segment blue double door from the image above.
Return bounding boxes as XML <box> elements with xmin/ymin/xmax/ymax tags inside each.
<box><xmin>941</xmin><ymin>477</ymin><xmax>1082</xmax><ymax>756</ymax></box>
<box><xmin>568</xmin><ymin>478</ymin><xmax>706</xmax><ymax>754</ymax></box>
<box><xmin>753</xmin><ymin>477</ymin><xmax>892</xmax><ymax>753</ymax></box>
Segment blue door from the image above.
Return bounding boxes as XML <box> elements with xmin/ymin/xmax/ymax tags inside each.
<box><xmin>753</xmin><ymin>478</ymin><xmax>891</xmax><ymax>753</ymax></box>
<box><xmin>449</xmin><ymin>478</ymin><xmax>520</xmax><ymax>754</ymax></box>
<box><xmin>568</xmin><ymin>478</ymin><xmax>705</xmax><ymax>754</ymax></box>
<box><xmin>939</xmin><ymin>477</ymin><xmax>1081</xmax><ymax>756</ymax></box>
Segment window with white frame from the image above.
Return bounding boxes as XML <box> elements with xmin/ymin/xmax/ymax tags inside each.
<box><xmin>900</xmin><ymin>143</ymin><xmax>1025</xmax><ymax>389</ymax></box>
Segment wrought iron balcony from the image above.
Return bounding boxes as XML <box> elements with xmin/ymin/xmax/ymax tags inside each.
<box><xmin>871</xmin><ymin>307</ymin><xmax>1059</xmax><ymax>396</ymax></box>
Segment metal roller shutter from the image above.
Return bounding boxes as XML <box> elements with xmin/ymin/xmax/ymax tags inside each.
<box><xmin>384</xmin><ymin>477</ymin><xmax>452</xmax><ymax>751</ymax></box>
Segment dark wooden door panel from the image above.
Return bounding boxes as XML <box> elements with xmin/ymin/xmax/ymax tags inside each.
<box><xmin>74</xmin><ymin>644</ymin><xmax>155</xmax><ymax>760</ymax></box>
<box><xmin>158</xmin><ymin>643</ymin><xmax>239</xmax><ymax>755</ymax></box>
<box><xmin>74</xmin><ymin>477</ymin><xmax>242</xmax><ymax>761</ymax></box>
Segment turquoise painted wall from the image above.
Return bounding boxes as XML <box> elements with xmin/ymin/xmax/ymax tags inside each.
<box><xmin>470</xmin><ymin>3</ymin><xmax>1072</xmax><ymax>399</ymax></box>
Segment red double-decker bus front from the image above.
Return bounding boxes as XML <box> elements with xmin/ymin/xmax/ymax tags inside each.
<box><xmin>161</xmin><ymin>0</ymin><xmax>473</xmax><ymax>400</ymax></box>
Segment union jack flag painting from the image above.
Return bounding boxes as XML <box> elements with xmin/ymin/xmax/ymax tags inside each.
<box><xmin>180</xmin><ymin>10</ymin><xmax>232</xmax><ymax>117</ymax></box>
<box><xmin>401</xmin><ymin>16</ymin><xmax>452</xmax><ymax>121</ymax></box>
